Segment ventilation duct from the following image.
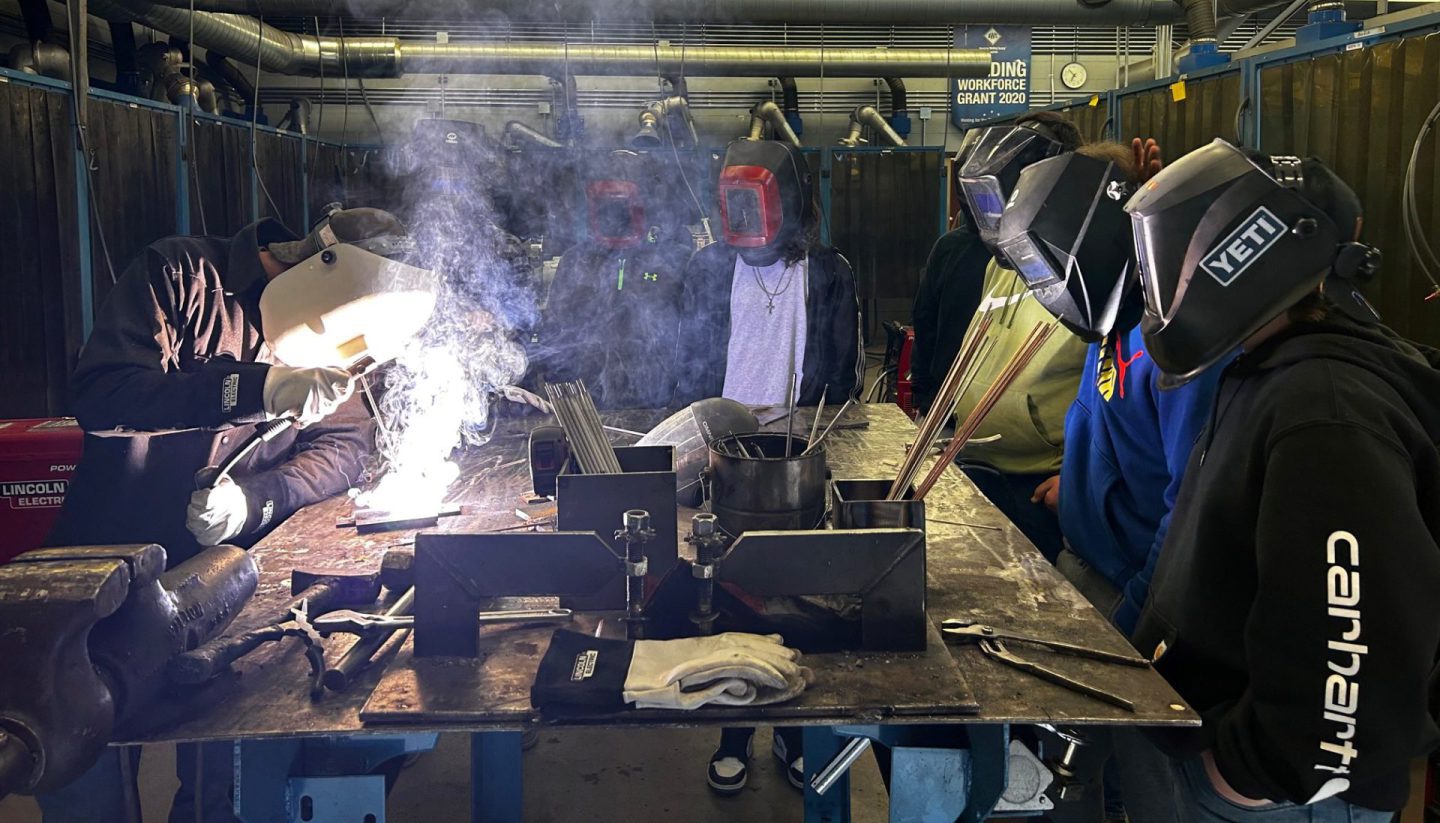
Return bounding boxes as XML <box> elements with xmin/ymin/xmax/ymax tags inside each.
<box><xmin>131</xmin><ymin>0</ymin><xmax>1183</xmax><ymax>25</ymax></box>
<box><xmin>747</xmin><ymin>100</ymin><xmax>802</xmax><ymax>147</ymax></box>
<box><xmin>883</xmin><ymin>77</ymin><xmax>910</xmax><ymax>139</ymax></box>
<box><xmin>83</xmin><ymin>0</ymin><xmax>992</xmax><ymax>79</ymax></box>
<box><xmin>505</xmin><ymin>120</ymin><xmax>565</xmax><ymax>149</ymax></box>
<box><xmin>838</xmin><ymin>105</ymin><xmax>907</xmax><ymax>147</ymax></box>
<box><xmin>777</xmin><ymin>76</ymin><xmax>802</xmax><ymax>137</ymax></box>
<box><xmin>6</xmin><ymin>42</ymin><xmax>71</xmax><ymax>80</ymax></box>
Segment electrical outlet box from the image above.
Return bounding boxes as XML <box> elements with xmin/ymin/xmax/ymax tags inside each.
<box><xmin>537</xmin><ymin>101</ymin><xmax>552</xmax><ymax>115</ymax></box>
<box><xmin>918</xmin><ymin>106</ymin><xmax>933</xmax><ymax>120</ymax></box>
<box><xmin>435</xmin><ymin>31</ymin><xmax>449</xmax><ymax>44</ymax></box>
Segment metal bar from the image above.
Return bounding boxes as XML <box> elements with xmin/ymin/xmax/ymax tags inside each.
<box><xmin>810</xmin><ymin>736</ymin><xmax>872</xmax><ymax>795</ymax></box>
<box><xmin>957</xmin><ymin>725</ymin><xmax>1009</xmax><ymax>823</ymax></box>
<box><xmin>802</xmin><ymin>726</ymin><xmax>851</xmax><ymax>823</ymax></box>
<box><xmin>471</xmin><ymin>731</ymin><xmax>523</xmax><ymax>823</ymax></box>
<box><xmin>1240</xmin><ymin>0</ymin><xmax>1310</xmax><ymax>52</ymax></box>
<box><xmin>819</xmin><ymin>146</ymin><xmax>834</xmax><ymax>247</ymax></box>
<box><xmin>175</xmin><ymin>109</ymin><xmax>190</xmax><ymax>234</ymax></box>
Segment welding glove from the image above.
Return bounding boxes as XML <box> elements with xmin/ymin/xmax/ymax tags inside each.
<box><xmin>186</xmin><ymin>476</ymin><xmax>249</xmax><ymax>545</ymax></box>
<box><xmin>532</xmin><ymin>630</ymin><xmax>813</xmax><ymax>713</ymax></box>
<box><xmin>263</xmin><ymin>365</ymin><xmax>355</xmax><ymax>427</ymax></box>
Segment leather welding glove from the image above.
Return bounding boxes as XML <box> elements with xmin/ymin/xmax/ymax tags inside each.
<box><xmin>262</xmin><ymin>365</ymin><xmax>355</xmax><ymax>427</ymax></box>
<box><xmin>186</xmin><ymin>476</ymin><xmax>249</xmax><ymax>545</ymax></box>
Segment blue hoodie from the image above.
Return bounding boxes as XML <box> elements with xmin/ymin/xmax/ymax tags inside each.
<box><xmin>1058</xmin><ymin>321</ymin><xmax>1226</xmax><ymax>635</ymax></box>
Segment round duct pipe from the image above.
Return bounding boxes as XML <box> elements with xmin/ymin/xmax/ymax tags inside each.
<box><xmin>125</xmin><ymin>0</ymin><xmax>1183</xmax><ymax>25</ymax></box>
<box><xmin>6</xmin><ymin>42</ymin><xmax>72</xmax><ymax>81</ymax></box>
<box><xmin>84</xmin><ymin>0</ymin><xmax>992</xmax><ymax>79</ymax></box>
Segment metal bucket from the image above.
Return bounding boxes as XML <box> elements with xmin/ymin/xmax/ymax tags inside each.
<box><xmin>707</xmin><ymin>433</ymin><xmax>827</xmax><ymax>536</ymax></box>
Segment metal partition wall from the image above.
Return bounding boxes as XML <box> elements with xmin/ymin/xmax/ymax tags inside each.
<box><xmin>1257</xmin><ymin>30</ymin><xmax>1440</xmax><ymax>344</ymax></box>
<box><xmin>0</xmin><ymin>66</ymin><xmax>375</xmax><ymax>417</ymax></box>
<box><xmin>1117</xmin><ymin>69</ymin><xmax>1244</xmax><ymax>154</ymax></box>
<box><xmin>0</xmin><ymin>76</ymin><xmax>83</xmax><ymax>418</ymax></box>
<box><xmin>829</xmin><ymin>148</ymin><xmax>946</xmax><ymax>340</ymax></box>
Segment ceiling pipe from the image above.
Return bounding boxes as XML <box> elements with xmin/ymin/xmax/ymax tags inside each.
<box><xmin>82</xmin><ymin>0</ymin><xmax>993</xmax><ymax>79</ymax></box>
<box><xmin>127</xmin><ymin>0</ymin><xmax>1183</xmax><ymax>25</ymax></box>
<box><xmin>838</xmin><ymin>104</ymin><xmax>907</xmax><ymax>147</ymax></box>
<box><xmin>6</xmin><ymin>42</ymin><xmax>72</xmax><ymax>80</ymax></box>
<box><xmin>747</xmin><ymin>100</ymin><xmax>802</xmax><ymax>147</ymax></box>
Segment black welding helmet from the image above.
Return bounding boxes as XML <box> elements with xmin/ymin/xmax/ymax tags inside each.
<box><xmin>950</xmin><ymin>128</ymin><xmax>985</xmax><ymax>225</ymax></box>
<box><xmin>958</xmin><ymin>124</ymin><xmax>1068</xmax><ymax>251</ymax></box>
<box><xmin>1124</xmin><ymin>138</ymin><xmax>1382</xmax><ymax>380</ymax></box>
<box><xmin>717</xmin><ymin>139</ymin><xmax>811</xmax><ymax>251</ymax></box>
<box><xmin>997</xmin><ymin>152</ymin><xmax>1138</xmax><ymax>342</ymax></box>
<box><xmin>586</xmin><ymin>150</ymin><xmax>648</xmax><ymax>249</ymax></box>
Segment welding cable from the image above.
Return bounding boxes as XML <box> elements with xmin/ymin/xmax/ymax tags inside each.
<box><xmin>249</xmin><ymin>11</ymin><xmax>286</xmax><ymax>226</ymax></box>
<box><xmin>185</xmin><ymin>0</ymin><xmax>207</xmax><ymax>235</ymax></box>
<box><xmin>1402</xmin><ymin>98</ymin><xmax>1440</xmax><ymax>301</ymax></box>
<box><xmin>64</xmin><ymin>0</ymin><xmax>118</xmax><ymax>285</ymax></box>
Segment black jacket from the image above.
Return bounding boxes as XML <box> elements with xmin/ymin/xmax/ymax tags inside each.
<box><xmin>672</xmin><ymin>243</ymin><xmax>862</xmax><ymax>406</ymax></box>
<box><xmin>540</xmin><ymin>237</ymin><xmax>693</xmax><ymax>409</ymax></box>
<box><xmin>910</xmin><ymin>225</ymin><xmax>991</xmax><ymax>414</ymax></box>
<box><xmin>1134</xmin><ymin>318</ymin><xmax>1440</xmax><ymax>810</ymax></box>
<box><xmin>49</xmin><ymin>220</ymin><xmax>373</xmax><ymax>565</ymax></box>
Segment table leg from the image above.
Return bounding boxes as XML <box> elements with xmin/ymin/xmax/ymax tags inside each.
<box><xmin>471</xmin><ymin>731</ymin><xmax>523</xmax><ymax>823</ymax></box>
<box><xmin>802</xmin><ymin>725</ymin><xmax>851</xmax><ymax>823</ymax></box>
<box><xmin>959</xmin><ymin>724</ymin><xmax>1009</xmax><ymax>823</ymax></box>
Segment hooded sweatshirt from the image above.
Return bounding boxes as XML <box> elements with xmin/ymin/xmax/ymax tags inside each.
<box><xmin>955</xmin><ymin>259</ymin><xmax>1087</xmax><ymax>476</ymax></box>
<box><xmin>1059</xmin><ymin>321</ymin><xmax>1227</xmax><ymax>635</ymax></box>
<box><xmin>1133</xmin><ymin>317</ymin><xmax>1440</xmax><ymax>811</ymax></box>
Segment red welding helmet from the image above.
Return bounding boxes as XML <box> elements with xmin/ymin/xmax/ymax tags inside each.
<box><xmin>718</xmin><ymin>139</ymin><xmax>809</xmax><ymax>250</ymax></box>
<box><xmin>586</xmin><ymin>180</ymin><xmax>646</xmax><ymax>249</ymax></box>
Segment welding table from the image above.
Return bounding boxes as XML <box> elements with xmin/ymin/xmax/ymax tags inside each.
<box><xmin>117</xmin><ymin>403</ymin><xmax>1196</xmax><ymax>822</ymax></box>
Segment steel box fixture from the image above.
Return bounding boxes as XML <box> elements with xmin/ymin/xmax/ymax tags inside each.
<box><xmin>556</xmin><ymin>445</ymin><xmax>676</xmax><ymax>610</ymax></box>
<box><xmin>830</xmin><ymin>478</ymin><xmax>926</xmax><ymax>530</ymax></box>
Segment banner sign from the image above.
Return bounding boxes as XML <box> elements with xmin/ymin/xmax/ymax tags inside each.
<box><xmin>951</xmin><ymin>25</ymin><xmax>1032</xmax><ymax>129</ymax></box>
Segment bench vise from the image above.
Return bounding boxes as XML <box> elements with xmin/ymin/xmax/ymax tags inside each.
<box><xmin>0</xmin><ymin>543</ymin><xmax>257</xmax><ymax>797</ymax></box>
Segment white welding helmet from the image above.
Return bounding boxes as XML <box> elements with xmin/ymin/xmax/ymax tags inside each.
<box><xmin>260</xmin><ymin>207</ymin><xmax>438</xmax><ymax>369</ymax></box>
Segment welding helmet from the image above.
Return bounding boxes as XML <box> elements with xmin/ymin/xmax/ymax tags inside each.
<box><xmin>950</xmin><ymin>128</ymin><xmax>985</xmax><ymax>225</ymax></box>
<box><xmin>997</xmin><ymin>152</ymin><xmax>1138</xmax><ymax>342</ymax></box>
<box><xmin>1124</xmin><ymin>139</ymin><xmax>1382</xmax><ymax>380</ymax></box>
<box><xmin>717</xmin><ymin>139</ymin><xmax>811</xmax><ymax>251</ymax></box>
<box><xmin>958</xmin><ymin>123</ymin><xmax>1069</xmax><ymax>254</ymax></box>
<box><xmin>636</xmin><ymin>398</ymin><xmax>758</xmax><ymax>507</ymax></box>
<box><xmin>585</xmin><ymin>150</ymin><xmax>648</xmax><ymax>249</ymax></box>
<box><xmin>261</xmin><ymin>206</ymin><xmax>438</xmax><ymax>369</ymax></box>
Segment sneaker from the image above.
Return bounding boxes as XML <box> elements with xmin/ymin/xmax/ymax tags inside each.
<box><xmin>707</xmin><ymin>735</ymin><xmax>754</xmax><ymax>796</ymax></box>
<box><xmin>771</xmin><ymin>733</ymin><xmax>805</xmax><ymax>790</ymax></box>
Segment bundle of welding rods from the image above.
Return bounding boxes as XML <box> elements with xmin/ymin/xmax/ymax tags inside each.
<box><xmin>544</xmin><ymin>380</ymin><xmax>622</xmax><ymax>474</ymax></box>
<box><xmin>889</xmin><ymin>319</ymin><xmax>1057</xmax><ymax>501</ymax></box>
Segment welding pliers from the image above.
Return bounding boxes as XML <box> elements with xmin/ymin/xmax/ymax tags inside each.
<box><xmin>941</xmin><ymin>619</ymin><xmax>1148</xmax><ymax>712</ymax></box>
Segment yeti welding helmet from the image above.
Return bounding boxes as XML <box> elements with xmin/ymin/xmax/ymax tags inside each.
<box><xmin>997</xmin><ymin>153</ymin><xmax>1137</xmax><ymax>342</ymax></box>
<box><xmin>717</xmin><ymin>139</ymin><xmax>809</xmax><ymax>249</ymax></box>
<box><xmin>958</xmin><ymin>124</ymin><xmax>1067</xmax><ymax>241</ymax></box>
<box><xmin>1125</xmin><ymin>139</ymin><xmax>1378</xmax><ymax>380</ymax></box>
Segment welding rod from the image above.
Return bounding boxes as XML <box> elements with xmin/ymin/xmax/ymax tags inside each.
<box><xmin>785</xmin><ymin>373</ymin><xmax>798</xmax><ymax>458</ymax></box>
<box><xmin>915</xmin><ymin>323</ymin><xmax>1056</xmax><ymax>501</ymax></box>
<box><xmin>888</xmin><ymin>314</ymin><xmax>994</xmax><ymax>500</ymax></box>
<box><xmin>890</xmin><ymin>337</ymin><xmax>995</xmax><ymax>499</ymax></box>
<box><xmin>801</xmin><ymin>399</ymin><xmax>854</xmax><ymax>456</ymax></box>
<box><xmin>807</xmin><ymin>392</ymin><xmax>827</xmax><ymax>451</ymax></box>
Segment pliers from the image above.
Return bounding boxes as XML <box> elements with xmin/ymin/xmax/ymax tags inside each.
<box><xmin>941</xmin><ymin>619</ymin><xmax>1148</xmax><ymax>712</ymax></box>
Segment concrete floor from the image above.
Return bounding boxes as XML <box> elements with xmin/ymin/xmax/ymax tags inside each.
<box><xmin>0</xmin><ymin>727</ymin><xmax>892</xmax><ymax>822</ymax></box>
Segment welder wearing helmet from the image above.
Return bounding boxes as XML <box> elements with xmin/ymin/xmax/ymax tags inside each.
<box><xmin>38</xmin><ymin>207</ymin><xmax>429</xmax><ymax>822</ymax></box>
<box><xmin>540</xmin><ymin>150</ymin><xmax>695</xmax><ymax>409</ymax></box>
<box><xmin>910</xmin><ymin>128</ymin><xmax>993</xmax><ymax>416</ymax></box>
<box><xmin>949</xmin><ymin>111</ymin><xmax>1089</xmax><ymax>562</ymax></box>
<box><xmin>1123</xmin><ymin>142</ymin><xmax>1440</xmax><ymax>820</ymax></box>
<box><xmin>996</xmin><ymin>138</ymin><xmax>1225</xmax><ymax>823</ymax></box>
<box><xmin>672</xmin><ymin>139</ymin><xmax>863</xmax><ymax>409</ymax></box>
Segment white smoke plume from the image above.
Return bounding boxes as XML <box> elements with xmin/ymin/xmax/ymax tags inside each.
<box><xmin>357</xmin><ymin>118</ymin><xmax>533</xmax><ymax>515</ymax></box>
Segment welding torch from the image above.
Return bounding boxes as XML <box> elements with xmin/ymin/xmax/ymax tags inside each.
<box><xmin>195</xmin><ymin>355</ymin><xmax>384</xmax><ymax>491</ymax></box>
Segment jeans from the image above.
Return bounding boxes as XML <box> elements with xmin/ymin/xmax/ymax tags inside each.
<box><xmin>36</xmin><ymin>742</ymin><xmax>238</xmax><ymax>823</ymax></box>
<box><xmin>1173</xmin><ymin>755</ymin><xmax>1393</xmax><ymax>823</ymax></box>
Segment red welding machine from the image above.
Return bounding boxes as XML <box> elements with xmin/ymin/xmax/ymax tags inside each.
<box><xmin>0</xmin><ymin>418</ymin><xmax>83</xmax><ymax>563</ymax></box>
